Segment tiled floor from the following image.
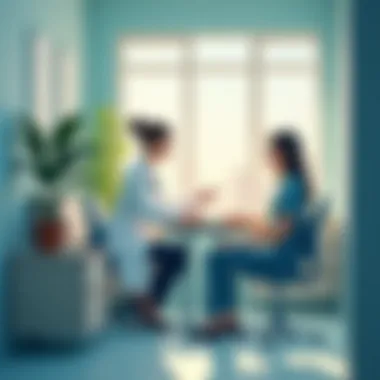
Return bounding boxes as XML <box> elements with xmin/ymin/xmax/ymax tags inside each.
<box><xmin>0</xmin><ymin>312</ymin><xmax>348</xmax><ymax>380</ymax></box>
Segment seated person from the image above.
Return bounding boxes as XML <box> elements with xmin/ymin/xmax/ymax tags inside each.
<box><xmin>196</xmin><ymin>129</ymin><xmax>312</xmax><ymax>338</ymax></box>
<box><xmin>108</xmin><ymin>118</ymin><xmax>213</xmax><ymax>329</ymax></box>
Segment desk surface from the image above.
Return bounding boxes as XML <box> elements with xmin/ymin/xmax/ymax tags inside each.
<box><xmin>159</xmin><ymin>222</ymin><xmax>256</xmax><ymax>247</ymax></box>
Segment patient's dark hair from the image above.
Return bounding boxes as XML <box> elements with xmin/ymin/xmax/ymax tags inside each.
<box><xmin>270</xmin><ymin>129</ymin><xmax>311</xmax><ymax>198</ymax></box>
<box><xmin>130</xmin><ymin>118</ymin><xmax>170</xmax><ymax>147</ymax></box>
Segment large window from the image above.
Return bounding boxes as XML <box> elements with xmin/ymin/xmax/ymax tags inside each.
<box><xmin>119</xmin><ymin>35</ymin><xmax>321</xmax><ymax>216</ymax></box>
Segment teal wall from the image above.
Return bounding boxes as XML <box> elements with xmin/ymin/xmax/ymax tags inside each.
<box><xmin>0</xmin><ymin>0</ymin><xmax>84</xmax><ymax>111</ymax></box>
<box><xmin>0</xmin><ymin>0</ymin><xmax>84</xmax><ymax>357</ymax></box>
<box><xmin>86</xmin><ymin>0</ymin><xmax>336</xmax><ymax>106</ymax></box>
<box><xmin>333</xmin><ymin>0</ymin><xmax>350</xmax><ymax>218</ymax></box>
<box><xmin>85</xmin><ymin>0</ymin><xmax>341</xmax><ymax>207</ymax></box>
<box><xmin>352</xmin><ymin>0</ymin><xmax>380</xmax><ymax>377</ymax></box>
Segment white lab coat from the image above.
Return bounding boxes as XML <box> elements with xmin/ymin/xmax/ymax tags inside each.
<box><xmin>108</xmin><ymin>158</ymin><xmax>181</xmax><ymax>294</ymax></box>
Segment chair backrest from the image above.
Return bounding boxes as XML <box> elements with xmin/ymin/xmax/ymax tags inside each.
<box><xmin>298</xmin><ymin>198</ymin><xmax>329</xmax><ymax>259</ymax></box>
<box><xmin>293</xmin><ymin>199</ymin><xmax>329</xmax><ymax>281</ymax></box>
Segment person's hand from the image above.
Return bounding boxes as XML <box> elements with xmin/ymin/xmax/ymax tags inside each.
<box><xmin>193</xmin><ymin>188</ymin><xmax>218</xmax><ymax>207</ymax></box>
<box><xmin>139</xmin><ymin>223</ymin><xmax>166</xmax><ymax>241</ymax></box>
<box><xmin>179</xmin><ymin>211</ymin><xmax>203</xmax><ymax>228</ymax></box>
<box><xmin>223</xmin><ymin>213</ymin><xmax>251</xmax><ymax>229</ymax></box>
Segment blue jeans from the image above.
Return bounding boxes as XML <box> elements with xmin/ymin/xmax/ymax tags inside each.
<box><xmin>207</xmin><ymin>245</ymin><xmax>297</xmax><ymax>315</ymax></box>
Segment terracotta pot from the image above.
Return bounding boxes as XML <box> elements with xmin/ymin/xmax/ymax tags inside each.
<box><xmin>34</xmin><ymin>218</ymin><xmax>65</xmax><ymax>253</ymax></box>
<box><xmin>28</xmin><ymin>194</ymin><xmax>65</xmax><ymax>254</ymax></box>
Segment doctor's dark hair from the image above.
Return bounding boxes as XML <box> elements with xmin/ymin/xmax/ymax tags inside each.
<box><xmin>270</xmin><ymin>129</ymin><xmax>311</xmax><ymax>198</ymax></box>
<box><xmin>130</xmin><ymin>118</ymin><xmax>170</xmax><ymax>147</ymax></box>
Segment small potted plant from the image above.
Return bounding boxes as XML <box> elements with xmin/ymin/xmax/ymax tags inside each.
<box><xmin>21</xmin><ymin>115</ymin><xmax>89</xmax><ymax>254</ymax></box>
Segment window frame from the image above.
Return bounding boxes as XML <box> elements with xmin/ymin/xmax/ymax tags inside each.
<box><xmin>117</xmin><ymin>33</ymin><xmax>323</xmax><ymax>206</ymax></box>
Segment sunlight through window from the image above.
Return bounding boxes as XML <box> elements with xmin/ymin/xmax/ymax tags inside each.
<box><xmin>119</xmin><ymin>35</ymin><xmax>321</xmax><ymax>215</ymax></box>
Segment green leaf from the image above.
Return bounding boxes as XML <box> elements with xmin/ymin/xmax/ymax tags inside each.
<box><xmin>22</xmin><ymin>117</ymin><xmax>44</xmax><ymax>159</ymax></box>
<box><xmin>48</xmin><ymin>148</ymin><xmax>84</xmax><ymax>184</ymax></box>
<box><xmin>29</xmin><ymin>155</ymin><xmax>53</xmax><ymax>185</ymax></box>
<box><xmin>53</xmin><ymin>115</ymin><xmax>81</xmax><ymax>154</ymax></box>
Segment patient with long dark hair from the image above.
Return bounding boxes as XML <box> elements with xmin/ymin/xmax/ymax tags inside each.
<box><xmin>196</xmin><ymin>129</ymin><xmax>312</xmax><ymax>338</ymax></box>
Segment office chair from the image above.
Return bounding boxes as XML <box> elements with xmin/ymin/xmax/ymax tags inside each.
<box><xmin>257</xmin><ymin>199</ymin><xmax>330</xmax><ymax>343</ymax></box>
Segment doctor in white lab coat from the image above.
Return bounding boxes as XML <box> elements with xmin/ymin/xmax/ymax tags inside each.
<box><xmin>109</xmin><ymin>118</ymin><xmax>212</xmax><ymax>327</ymax></box>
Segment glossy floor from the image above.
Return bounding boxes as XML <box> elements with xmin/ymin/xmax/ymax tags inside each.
<box><xmin>1</xmin><ymin>312</ymin><xmax>348</xmax><ymax>380</ymax></box>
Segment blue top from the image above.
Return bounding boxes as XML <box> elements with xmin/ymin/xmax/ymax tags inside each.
<box><xmin>271</xmin><ymin>174</ymin><xmax>307</xmax><ymax>255</ymax></box>
<box><xmin>272</xmin><ymin>174</ymin><xmax>306</xmax><ymax>219</ymax></box>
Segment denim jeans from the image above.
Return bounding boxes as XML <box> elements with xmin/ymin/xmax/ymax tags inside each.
<box><xmin>206</xmin><ymin>246</ymin><xmax>297</xmax><ymax>315</ymax></box>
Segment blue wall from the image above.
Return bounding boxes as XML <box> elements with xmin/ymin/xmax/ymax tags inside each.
<box><xmin>86</xmin><ymin>0</ymin><xmax>335</xmax><ymax>106</ymax></box>
<box><xmin>0</xmin><ymin>0</ymin><xmax>84</xmax><ymax>358</ymax></box>
<box><xmin>0</xmin><ymin>0</ymin><xmax>84</xmax><ymax>111</ymax></box>
<box><xmin>85</xmin><ymin>0</ymin><xmax>342</xmax><ymax>208</ymax></box>
<box><xmin>352</xmin><ymin>0</ymin><xmax>380</xmax><ymax>377</ymax></box>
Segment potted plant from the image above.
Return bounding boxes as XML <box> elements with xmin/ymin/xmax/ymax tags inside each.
<box><xmin>21</xmin><ymin>115</ymin><xmax>89</xmax><ymax>254</ymax></box>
